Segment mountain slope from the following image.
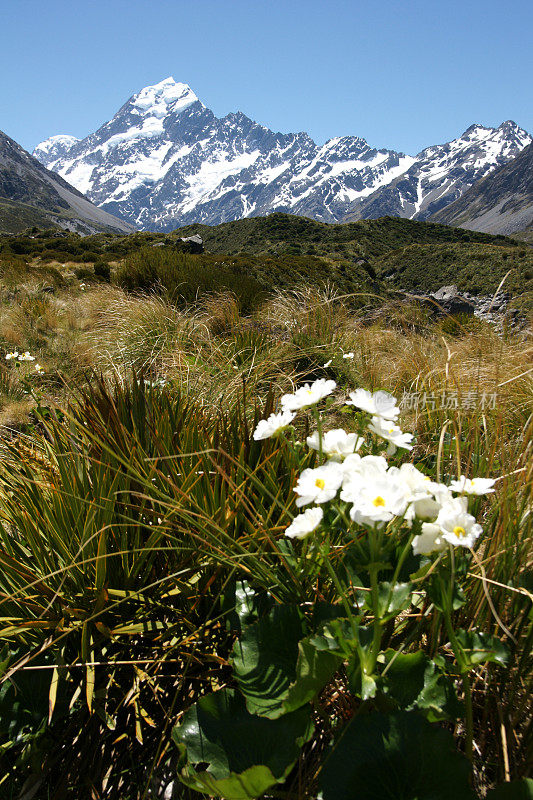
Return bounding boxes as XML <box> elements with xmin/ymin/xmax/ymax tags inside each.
<box><xmin>34</xmin><ymin>78</ymin><xmax>531</xmax><ymax>231</ymax></box>
<box><xmin>34</xmin><ymin>78</ymin><xmax>416</xmax><ymax>230</ymax></box>
<box><xmin>0</xmin><ymin>130</ymin><xmax>133</xmax><ymax>234</ymax></box>
<box><xmin>344</xmin><ymin>122</ymin><xmax>531</xmax><ymax>222</ymax></box>
<box><xmin>429</xmin><ymin>142</ymin><xmax>533</xmax><ymax>235</ymax></box>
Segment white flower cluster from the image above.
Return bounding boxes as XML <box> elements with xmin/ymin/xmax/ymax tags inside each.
<box><xmin>5</xmin><ymin>351</ymin><xmax>44</xmax><ymax>373</ymax></box>
<box><xmin>253</xmin><ymin>382</ymin><xmax>495</xmax><ymax>550</ymax></box>
<box><xmin>6</xmin><ymin>351</ymin><xmax>34</xmax><ymax>362</ymax></box>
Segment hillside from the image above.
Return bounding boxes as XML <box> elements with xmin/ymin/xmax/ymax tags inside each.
<box><xmin>1</xmin><ymin>214</ymin><xmax>529</xmax><ymax>304</ymax></box>
<box><xmin>0</xmin><ymin>129</ymin><xmax>133</xmax><ymax>235</ymax></box>
<box><xmin>374</xmin><ymin>241</ymin><xmax>533</xmax><ymax>295</ymax></box>
<box><xmin>430</xmin><ymin>142</ymin><xmax>533</xmax><ymax>235</ymax></box>
<box><xmin>173</xmin><ymin>213</ymin><xmax>515</xmax><ymax>259</ymax></box>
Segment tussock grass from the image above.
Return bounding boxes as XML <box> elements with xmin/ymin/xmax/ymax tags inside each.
<box><xmin>0</xmin><ymin>272</ymin><xmax>530</xmax><ymax>798</ymax></box>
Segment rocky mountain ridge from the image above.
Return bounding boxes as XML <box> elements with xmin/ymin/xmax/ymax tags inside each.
<box><xmin>0</xmin><ymin>129</ymin><xmax>133</xmax><ymax>234</ymax></box>
<box><xmin>34</xmin><ymin>78</ymin><xmax>532</xmax><ymax>231</ymax></box>
<box><xmin>429</xmin><ymin>142</ymin><xmax>533</xmax><ymax>235</ymax></box>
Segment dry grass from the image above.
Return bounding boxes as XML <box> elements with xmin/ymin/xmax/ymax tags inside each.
<box><xmin>0</xmin><ymin>276</ymin><xmax>530</xmax><ymax>797</ymax></box>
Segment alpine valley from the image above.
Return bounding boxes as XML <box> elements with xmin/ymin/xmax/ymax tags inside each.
<box><xmin>34</xmin><ymin>77</ymin><xmax>531</xmax><ymax>232</ymax></box>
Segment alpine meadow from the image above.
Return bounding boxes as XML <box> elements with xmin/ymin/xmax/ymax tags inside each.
<box><xmin>0</xmin><ymin>9</ymin><xmax>532</xmax><ymax>799</ymax></box>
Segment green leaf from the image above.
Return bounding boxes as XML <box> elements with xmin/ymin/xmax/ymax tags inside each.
<box><xmin>364</xmin><ymin>582</ymin><xmax>413</xmax><ymax>618</ymax></box>
<box><xmin>455</xmin><ymin>629</ymin><xmax>509</xmax><ymax>667</ymax></box>
<box><xmin>319</xmin><ymin>711</ymin><xmax>475</xmax><ymax>800</ymax></box>
<box><xmin>222</xmin><ymin>580</ymin><xmax>273</xmax><ymax>633</ymax></box>
<box><xmin>382</xmin><ymin>650</ymin><xmax>461</xmax><ymax>720</ymax></box>
<box><xmin>360</xmin><ymin>671</ymin><xmax>378</xmax><ymax>700</ymax></box>
<box><xmin>172</xmin><ymin>688</ymin><xmax>314</xmax><ymax>800</ymax></box>
<box><xmin>486</xmin><ymin>780</ymin><xmax>533</xmax><ymax>799</ymax></box>
<box><xmin>310</xmin><ymin>616</ymin><xmax>359</xmax><ymax>658</ymax></box>
<box><xmin>382</xmin><ymin>650</ymin><xmax>428</xmax><ymax>708</ymax></box>
<box><xmin>232</xmin><ymin>605</ymin><xmax>340</xmax><ymax>718</ymax></box>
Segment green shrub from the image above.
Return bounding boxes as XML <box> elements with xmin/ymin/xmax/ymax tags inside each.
<box><xmin>115</xmin><ymin>247</ymin><xmax>266</xmax><ymax>313</ymax></box>
<box><xmin>74</xmin><ymin>265</ymin><xmax>94</xmax><ymax>280</ymax></box>
<box><xmin>93</xmin><ymin>259</ymin><xmax>111</xmax><ymax>281</ymax></box>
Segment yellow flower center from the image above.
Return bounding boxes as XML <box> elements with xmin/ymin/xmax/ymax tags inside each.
<box><xmin>453</xmin><ymin>525</ymin><xmax>466</xmax><ymax>538</ymax></box>
<box><xmin>315</xmin><ymin>478</ymin><xmax>326</xmax><ymax>490</ymax></box>
<box><xmin>373</xmin><ymin>496</ymin><xmax>386</xmax><ymax>507</ymax></box>
<box><xmin>388</xmin><ymin>429</ymin><xmax>394</xmax><ymax>434</ymax></box>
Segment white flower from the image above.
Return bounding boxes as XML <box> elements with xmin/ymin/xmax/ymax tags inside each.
<box><xmin>306</xmin><ymin>428</ymin><xmax>364</xmax><ymax>460</ymax></box>
<box><xmin>449</xmin><ymin>475</ymin><xmax>496</xmax><ymax>495</ymax></box>
<box><xmin>34</xmin><ymin>363</ymin><xmax>44</xmax><ymax>374</ymax></box>
<box><xmin>368</xmin><ymin>416</ymin><xmax>414</xmax><ymax>454</ymax></box>
<box><xmin>412</xmin><ymin>522</ymin><xmax>447</xmax><ymax>556</ymax></box>
<box><xmin>294</xmin><ymin>461</ymin><xmax>344</xmax><ymax>507</ymax></box>
<box><xmin>18</xmin><ymin>352</ymin><xmax>35</xmax><ymax>362</ymax></box>
<box><xmin>285</xmin><ymin>506</ymin><xmax>324</xmax><ymax>539</ymax></box>
<box><xmin>323</xmin><ymin>359</ymin><xmax>333</xmax><ymax>368</ymax></box>
<box><xmin>281</xmin><ymin>378</ymin><xmax>336</xmax><ymax>412</ymax></box>
<box><xmin>345</xmin><ymin>472</ymin><xmax>410</xmax><ymax>527</ymax></box>
<box><xmin>389</xmin><ymin>463</ymin><xmax>436</xmax><ymax>499</ymax></box>
<box><xmin>253</xmin><ymin>410</ymin><xmax>295</xmax><ymax>441</ymax></box>
<box><xmin>342</xmin><ymin>352</ymin><xmax>354</xmax><ymax>359</ymax></box>
<box><xmin>431</xmin><ymin>482</ymin><xmax>455</xmax><ymax>507</ymax></box>
<box><xmin>5</xmin><ymin>351</ymin><xmax>19</xmax><ymax>360</ymax></box>
<box><xmin>340</xmin><ymin>454</ymin><xmax>388</xmax><ymax>490</ymax></box>
<box><xmin>436</xmin><ymin>502</ymin><xmax>483</xmax><ymax>548</ymax></box>
<box><xmin>410</xmin><ymin>496</ymin><xmax>442</xmax><ymax>521</ymax></box>
<box><xmin>346</xmin><ymin>388</ymin><xmax>400</xmax><ymax>420</ymax></box>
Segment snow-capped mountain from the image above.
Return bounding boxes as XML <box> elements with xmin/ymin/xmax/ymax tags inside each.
<box><xmin>33</xmin><ymin>134</ymin><xmax>80</xmax><ymax>165</ymax></box>
<box><xmin>430</xmin><ymin>142</ymin><xmax>533</xmax><ymax>235</ymax></box>
<box><xmin>34</xmin><ymin>77</ymin><xmax>531</xmax><ymax>230</ymax></box>
<box><xmin>0</xmin><ymin>129</ymin><xmax>133</xmax><ymax>234</ymax></box>
<box><xmin>347</xmin><ymin>121</ymin><xmax>532</xmax><ymax>222</ymax></box>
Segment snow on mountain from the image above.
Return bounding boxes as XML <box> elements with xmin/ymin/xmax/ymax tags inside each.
<box><xmin>347</xmin><ymin>121</ymin><xmax>532</xmax><ymax>222</ymax></box>
<box><xmin>33</xmin><ymin>134</ymin><xmax>80</xmax><ymax>164</ymax></box>
<box><xmin>430</xmin><ymin>142</ymin><xmax>533</xmax><ymax>235</ymax></box>
<box><xmin>34</xmin><ymin>78</ymin><xmax>532</xmax><ymax>230</ymax></box>
<box><xmin>0</xmin><ymin>129</ymin><xmax>133</xmax><ymax>234</ymax></box>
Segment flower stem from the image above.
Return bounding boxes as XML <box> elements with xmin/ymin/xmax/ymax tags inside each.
<box><xmin>320</xmin><ymin>541</ymin><xmax>362</xmax><ymax>658</ymax></box>
<box><xmin>314</xmin><ymin>408</ymin><xmax>324</xmax><ymax>462</ymax></box>
<box><xmin>439</xmin><ymin>572</ymin><xmax>474</xmax><ymax>764</ymax></box>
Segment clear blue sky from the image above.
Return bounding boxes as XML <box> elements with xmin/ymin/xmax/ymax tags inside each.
<box><xmin>3</xmin><ymin>0</ymin><xmax>532</xmax><ymax>156</ymax></box>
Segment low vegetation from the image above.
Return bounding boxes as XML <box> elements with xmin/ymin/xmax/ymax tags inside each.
<box><xmin>375</xmin><ymin>241</ymin><xmax>533</xmax><ymax>295</ymax></box>
<box><xmin>0</xmin><ymin>218</ymin><xmax>531</xmax><ymax>799</ymax></box>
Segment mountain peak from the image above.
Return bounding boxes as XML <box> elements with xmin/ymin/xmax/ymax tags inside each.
<box><xmin>498</xmin><ymin>119</ymin><xmax>520</xmax><ymax>131</ymax></box>
<box><xmin>33</xmin><ymin>134</ymin><xmax>80</xmax><ymax>164</ymax></box>
<box><xmin>32</xmin><ymin>83</ymin><xmax>532</xmax><ymax>232</ymax></box>
<box><xmin>130</xmin><ymin>77</ymin><xmax>199</xmax><ymax>116</ymax></box>
<box><xmin>462</xmin><ymin>123</ymin><xmax>490</xmax><ymax>137</ymax></box>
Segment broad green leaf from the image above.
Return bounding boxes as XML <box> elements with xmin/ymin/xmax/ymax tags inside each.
<box><xmin>364</xmin><ymin>582</ymin><xmax>413</xmax><ymax>618</ymax></box>
<box><xmin>172</xmin><ymin>688</ymin><xmax>314</xmax><ymax>800</ymax></box>
<box><xmin>310</xmin><ymin>617</ymin><xmax>360</xmax><ymax>658</ymax></box>
<box><xmin>486</xmin><ymin>780</ymin><xmax>533</xmax><ymax>799</ymax></box>
<box><xmin>319</xmin><ymin>711</ymin><xmax>475</xmax><ymax>800</ymax></box>
<box><xmin>232</xmin><ymin>605</ymin><xmax>340</xmax><ymax>718</ymax></box>
<box><xmin>360</xmin><ymin>671</ymin><xmax>378</xmax><ymax>700</ymax></box>
<box><xmin>455</xmin><ymin>629</ymin><xmax>509</xmax><ymax>667</ymax></box>
<box><xmin>382</xmin><ymin>650</ymin><xmax>461</xmax><ymax>720</ymax></box>
<box><xmin>222</xmin><ymin>580</ymin><xmax>272</xmax><ymax>633</ymax></box>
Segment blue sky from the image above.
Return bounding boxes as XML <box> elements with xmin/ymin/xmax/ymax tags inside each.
<box><xmin>3</xmin><ymin>0</ymin><xmax>532</xmax><ymax>155</ymax></box>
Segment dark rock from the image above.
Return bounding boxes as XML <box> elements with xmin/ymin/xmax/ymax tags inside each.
<box><xmin>177</xmin><ymin>234</ymin><xmax>203</xmax><ymax>254</ymax></box>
